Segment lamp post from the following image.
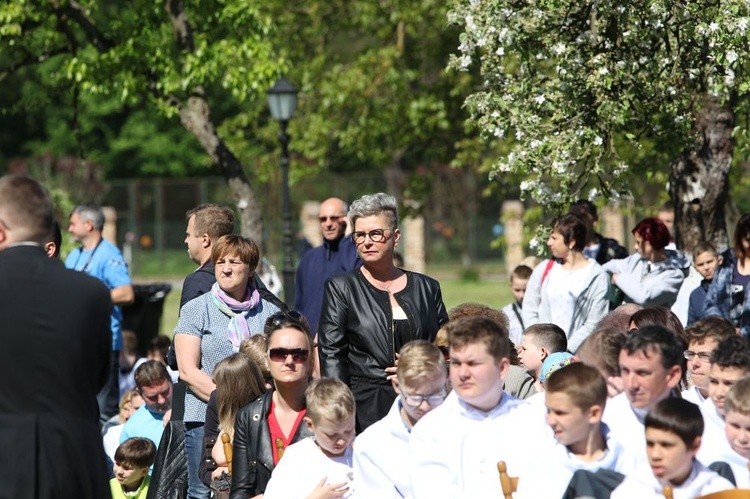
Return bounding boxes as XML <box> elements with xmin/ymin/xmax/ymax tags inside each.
<box><xmin>267</xmin><ymin>78</ymin><xmax>299</xmax><ymax>304</ymax></box>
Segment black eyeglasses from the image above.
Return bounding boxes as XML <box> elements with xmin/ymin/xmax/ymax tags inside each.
<box><xmin>399</xmin><ymin>388</ymin><xmax>447</xmax><ymax>407</ymax></box>
<box><xmin>684</xmin><ymin>350</ymin><xmax>712</xmax><ymax>362</ymax></box>
<box><xmin>319</xmin><ymin>216</ymin><xmax>343</xmax><ymax>223</ymax></box>
<box><xmin>352</xmin><ymin>229</ymin><xmax>390</xmax><ymax>244</ymax></box>
<box><xmin>268</xmin><ymin>348</ymin><xmax>310</xmax><ymax>363</ymax></box>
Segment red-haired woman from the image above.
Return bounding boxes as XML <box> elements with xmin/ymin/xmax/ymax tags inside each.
<box><xmin>603</xmin><ymin>217</ymin><xmax>690</xmax><ymax>308</ymax></box>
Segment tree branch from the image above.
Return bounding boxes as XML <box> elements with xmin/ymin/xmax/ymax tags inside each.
<box><xmin>0</xmin><ymin>46</ymin><xmax>72</xmax><ymax>81</ymax></box>
<box><xmin>52</xmin><ymin>0</ymin><xmax>113</xmax><ymax>52</ymax></box>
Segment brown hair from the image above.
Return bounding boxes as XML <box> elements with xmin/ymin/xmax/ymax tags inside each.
<box><xmin>187</xmin><ymin>204</ymin><xmax>235</xmax><ymax>240</ymax></box>
<box><xmin>684</xmin><ymin>316</ymin><xmax>736</xmax><ymax>346</ymax></box>
<box><xmin>398</xmin><ymin>340</ymin><xmax>446</xmax><ymax>388</ymax></box>
<box><xmin>524</xmin><ymin>323</ymin><xmax>568</xmax><ymax>353</ymax></box>
<box><xmin>448</xmin><ymin>302</ymin><xmax>517</xmax><ymax>363</ymax></box>
<box><xmin>545</xmin><ymin>362</ymin><xmax>607</xmax><ymax>411</ymax></box>
<box><xmin>575</xmin><ymin>326</ymin><xmax>627</xmax><ymax>378</ymax></box>
<box><xmin>725</xmin><ymin>377</ymin><xmax>750</xmax><ymax>417</ymax></box>
<box><xmin>134</xmin><ymin>360</ymin><xmax>171</xmax><ymax>389</ymax></box>
<box><xmin>0</xmin><ymin>174</ymin><xmax>54</xmax><ymax>244</ymax></box>
<box><xmin>213</xmin><ymin>353</ymin><xmax>266</xmax><ymax>440</ymax></box>
<box><xmin>446</xmin><ymin>316</ymin><xmax>510</xmax><ymax>363</ymax></box>
<box><xmin>240</xmin><ymin>334</ymin><xmax>271</xmax><ymax>382</ymax></box>
<box><xmin>211</xmin><ymin>234</ymin><xmax>260</xmax><ymax>270</ymax></box>
<box><xmin>115</xmin><ymin>437</ymin><xmax>156</xmax><ymax>469</ymax></box>
<box><xmin>265</xmin><ymin>312</ymin><xmax>316</xmax><ymax>375</ymax></box>
<box><xmin>552</xmin><ymin>214</ymin><xmax>587</xmax><ymax>252</ymax></box>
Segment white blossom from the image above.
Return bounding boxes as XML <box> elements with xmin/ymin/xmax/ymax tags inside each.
<box><xmin>593</xmin><ymin>136</ymin><xmax>603</xmax><ymax>146</ymax></box>
<box><xmin>515</xmin><ymin>130</ymin><xmax>524</xmax><ymax>140</ymax></box>
<box><xmin>709</xmin><ymin>22</ymin><xmax>719</xmax><ymax>32</ymax></box>
<box><xmin>534</xmin><ymin>94</ymin><xmax>546</xmax><ymax>105</ymax></box>
<box><xmin>588</xmin><ymin>188</ymin><xmax>598</xmax><ymax>201</ymax></box>
<box><xmin>529</xmin><ymin>237</ymin><xmax>539</xmax><ymax>250</ymax></box>
<box><xmin>496</xmin><ymin>46</ymin><xmax>505</xmax><ymax>56</ymax></box>
<box><xmin>727</xmin><ymin>50</ymin><xmax>738</xmax><ymax>63</ymax></box>
<box><xmin>552</xmin><ymin>43</ymin><xmax>566</xmax><ymax>55</ymax></box>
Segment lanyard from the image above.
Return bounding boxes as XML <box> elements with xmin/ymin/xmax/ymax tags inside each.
<box><xmin>73</xmin><ymin>238</ymin><xmax>103</xmax><ymax>274</ymax></box>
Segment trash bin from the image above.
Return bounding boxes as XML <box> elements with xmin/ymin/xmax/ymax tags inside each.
<box><xmin>122</xmin><ymin>283</ymin><xmax>172</xmax><ymax>356</ymax></box>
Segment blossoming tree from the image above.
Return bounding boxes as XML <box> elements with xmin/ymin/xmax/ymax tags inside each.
<box><xmin>449</xmin><ymin>0</ymin><xmax>749</xmax><ymax>251</ymax></box>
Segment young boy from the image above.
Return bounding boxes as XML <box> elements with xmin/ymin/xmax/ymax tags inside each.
<box><xmin>681</xmin><ymin>316</ymin><xmax>735</xmax><ymax>404</ymax></box>
<box><xmin>515</xmin><ymin>363</ymin><xmax>635</xmax><ymax>498</ymax></box>
<box><xmin>687</xmin><ymin>242</ymin><xmax>722</xmax><ymax>325</ymax></box>
<box><xmin>110</xmin><ymin>437</ymin><xmax>156</xmax><ymax>499</ymax></box>
<box><xmin>502</xmin><ymin>265</ymin><xmax>532</xmax><ymax>345</ymax></box>
<box><xmin>518</xmin><ymin>323</ymin><xmax>567</xmax><ymax>392</ymax></box>
<box><xmin>410</xmin><ymin>316</ymin><xmax>520</xmax><ymax>497</ymax></box>
<box><xmin>353</xmin><ymin>340</ymin><xmax>446</xmax><ymax>498</ymax></box>
<box><xmin>611</xmin><ymin>398</ymin><xmax>733</xmax><ymax>498</ymax></box>
<box><xmin>721</xmin><ymin>377</ymin><xmax>750</xmax><ymax>488</ymax></box>
<box><xmin>263</xmin><ymin>377</ymin><xmax>356</xmax><ymax>499</ymax></box>
<box><xmin>697</xmin><ymin>335</ymin><xmax>750</xmax><ymax>466</ymax></box>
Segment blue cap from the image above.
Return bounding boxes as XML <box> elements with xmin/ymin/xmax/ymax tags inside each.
<box><xmin>540</xmin><ymin>352</ymin><xmax>574</xmax><ymax>383</ymax></box>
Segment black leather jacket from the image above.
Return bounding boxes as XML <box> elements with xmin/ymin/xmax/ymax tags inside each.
<box><xmin>229</xmin><ymin>391</ymin><xmax>313</xmax><ymax>498</ymax></box>
<box><xmin>318</xmin><ymin>269</ymin><xmax>449</xmax><ymax>384</ymax></box>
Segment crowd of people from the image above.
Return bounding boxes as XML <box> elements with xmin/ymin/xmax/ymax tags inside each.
<box><xmin>6</xmin><ymin>172</ymin><xmax>750</xmax><ymax>498</ymax></box>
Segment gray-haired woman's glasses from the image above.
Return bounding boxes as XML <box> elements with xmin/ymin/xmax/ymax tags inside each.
<box><xmin>352</xmin><ymin>229</ymin><xmax>390</xmax><ymax>244</ymax></box>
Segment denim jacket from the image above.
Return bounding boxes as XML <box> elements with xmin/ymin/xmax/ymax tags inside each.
<box><xmin>703</xmin><ymin>250</ymin><xmax>750</xmax><ymax>337</ymax></box>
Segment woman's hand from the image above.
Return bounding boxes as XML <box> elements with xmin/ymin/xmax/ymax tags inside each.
<box><xmin>306</xmin><ymin>477</ymin><xmax>349</xmax><ymax>499</ymax></box>
<box><xmin>384</xmin><ymin>353</ymin><xmax>399</xmax><ymax>381</ymax></box>
<box><xmin>211</xmin><ymin>465</ymin><xmax>228</xmax><ymax>480</ymax></box>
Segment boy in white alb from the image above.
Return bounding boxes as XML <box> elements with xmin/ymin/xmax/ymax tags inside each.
<box><xmin>680</xmin><ymin>316</ymin><xmax>735</xmax><ymax>405</ymax></box>
<box><xmin>353</xmin><ymin>340</ymin><xmax>447</xmax><ymax>498</ymax></box>
<box><xmin>409</xmin><ymin>316</ymin><xmax>520</xmax><ymax>498</ymax></box>
<box><xmin>263</xmin><ymin>378</ymin><xmax>356</xmax><ymax>499</ymax></box>
<box><xmin>718</xmin><ymin>377</ymin><xmax>750</xmax><ymax>487</ymax></box>
<box><xmin>696</xmin><ymin>335</ymin><xmax>750</xmax><ymax>470</ymax></box>
<box><xmin>611</xmin><ymin>398</ymin><xmax>733</xmax><ymax>498</ymax></box>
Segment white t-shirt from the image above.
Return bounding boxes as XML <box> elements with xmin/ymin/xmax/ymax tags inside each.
<box><xmin>544</xmin><ymin>261</ymin><xmax>595</xmax><ymax>336</ymax></box>
<box><xmin>263</xmin><ymin>437</ymin><xmax>354</xmax><ymax>499</ymax></box>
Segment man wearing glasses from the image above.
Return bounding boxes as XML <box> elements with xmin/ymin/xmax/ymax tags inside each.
<box><xmin>295</xmin><ymin>197</ymin><xmax>360</xmax><ymax>334</ymax></box>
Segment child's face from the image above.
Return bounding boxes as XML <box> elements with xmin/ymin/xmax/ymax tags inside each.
<box><xmin>307</xmin><ymin>415</ymin><xmax>356</xmax><ymax>458</ymax></box>
<box><xmin>510</xmin><ymin>277</ymin><xmax>528</xmax><ymax>304</ymax></box>
<box><xmin>545</xmin><ymin>391</ymin><xmax>600</xmax><ymax>449</ymax></box>
<box><xmin>725</xmin><ymin>410</ymin><xmax>750</xmax><ymax>459</ymax></box>
<box><xmin>112</xmin><ymin>461</ymin><xmax>149</xmax><ymax>489</ymax></box>
<box><xmin>645</xmin><ymin>428</ymin><xmax>699</xmax><ymax>486</ymax></box>
<box><xmin>518</xmin><ymin>336</ymin><xmax>545</xmax><ymax>375</ymax></box>
<box><xmin>709</xmin><ymin>364</ymin><xmax>749</xmax><ymax>415</ymax></box>
<box><xmin>397</xmin><ymin>375</ymin><xmax>447</xmax><ymax>426</ymax></box>
<box><xmin>685</xmin><ymin>338</ymin><xmax>718</xmax><ymax>391</ymax></box>
<box><xmin>693</xmin><ymin>251</ymin><xmax>720</xmax><ymax>280</ymax></box>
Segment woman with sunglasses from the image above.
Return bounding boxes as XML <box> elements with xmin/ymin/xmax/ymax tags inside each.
<box><xmin>318</xmin><ymin>192</ymin><xmax>449</xmax><ymax>432</ymax></box>
<box><xmin>174</xmin><ymin>235</ymin><xmax>284</xmax><ymax>499</ymax></box>
<box><xmin>230</xmin><ymin>312</ymin><xmax>315</xmax><ymax>498</ymax></box>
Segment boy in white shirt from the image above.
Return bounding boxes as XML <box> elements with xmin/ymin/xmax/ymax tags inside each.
<box><xmin>611</xmin><ymin>398</ymin><xmax>733</xmax><ymax>498</ymax></box>
<box><xmin>697</xmin><ymin>335</ymin><xmax>750</xmax><ymax>467</ymax></box>
<box><xmin>721</xmin><ymin>377</ymin><xmax>750</xmax><ymax>487</ymax></box>
<box><xmin>518</xmin><ymin>323</ymin><xmax>568</xmax><ymax>392</ymax></box>
<box><xmin>353</xmin><ymin>340</ymin><xmax>447</xmax><ymax>498</ymax></box>
<box><xmin>501</xmin><ymin>264</ymin><xmax>532</xmax><ymax>345</ymax></box>
<box><xmin>409</xmin><ymin>315</ymin><xmax>520</xmax><ymax>498</ymax></box>
<box><xmin>681</xmin><ymin>316</ymin><xmax>735</xmax><ymax>405</ymax></box>
<box><xmin>263</xmin><ymin>378</ymin><xmax>356</xmax><ymax>499</ymax></box>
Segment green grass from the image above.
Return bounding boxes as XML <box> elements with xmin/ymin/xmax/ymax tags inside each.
<box><xmin>156</xmin><ymin>269</ymin><xmax>513</xmax><ymax>339</ymax></box>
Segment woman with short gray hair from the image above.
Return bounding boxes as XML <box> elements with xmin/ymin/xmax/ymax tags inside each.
<box><xmin>318</xmin><ymin>192</ymin><xmax>449</xmax><ymax>432</ymax></box>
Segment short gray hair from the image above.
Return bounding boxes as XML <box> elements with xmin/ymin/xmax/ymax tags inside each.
<box><xmin>71</xmin><ymin>204</ymin><xmax>105</xmax><ymax>232</ymax></box>
<box><xmin>348</xmin><ymin>193</ymin><xmax>398</xmax><ymax>230</ymax></box>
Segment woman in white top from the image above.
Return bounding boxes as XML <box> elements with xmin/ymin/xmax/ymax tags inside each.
<box><xmin>523</xmin><ymin>214</ymin><xmax>610</xmax><ymax>352</ymax></box>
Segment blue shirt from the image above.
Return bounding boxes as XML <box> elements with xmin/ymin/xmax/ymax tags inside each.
<box><xmin>294</xmin><ymin>237</ymin><xmax>361</xmax><ymax>333</ymax></box>
<box><xmin>120</xmin><ymin>404</ymin><xmax>167</xmax><ymax>450</ymax></box>
<box><xmin>65</xmin><ymin>239</ymin><xmax>132</xmax><ymax>351</ymax></box>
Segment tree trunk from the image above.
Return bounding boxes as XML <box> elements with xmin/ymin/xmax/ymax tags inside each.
<box><xmin>669</xmin><ymin>97</ymin><xmax>733</xmax><ymax>253</ymax></box>
<box><xmin>179</xmin><ymin>95</ymin><xmax>264</xmax><ymax>243</ymax></box>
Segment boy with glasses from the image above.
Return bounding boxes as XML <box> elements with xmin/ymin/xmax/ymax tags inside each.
<box><xmin>353</xmin><ymin>340</ymin><xmax>447</xmax><ymax>497</ymax></box>
<box><xmin>681</xmin><ymin>316</ymin><xmax>735</xmax><ymax>404</ymax></box>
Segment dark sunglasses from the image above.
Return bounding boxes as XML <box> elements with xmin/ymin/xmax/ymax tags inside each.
<box><xmin>319</xmin><ymin>216</ymin><xmax>343</xmax><ymax>223</ymax></box>
<box><xmin>268</xmin><ymin>348</ymin><xmax>309</xmax><ymax>363</ymax></box>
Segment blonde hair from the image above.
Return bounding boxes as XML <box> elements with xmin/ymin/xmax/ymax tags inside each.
<box><xmin>240</xmin><ymin>334</ymin><xmax>270</xmax><ymax>382</ymax></box>
<box><xmin>725</xmin><ymin>377</ymin><xmax>750</xmax><ymax>417</ymax></box>
<box><xmin>213</xmin><ymin>353</ymin><xmax>266</xmax><ymax>440</ymax></box>
<box><xmin>305</xmin><ymin>377</ymin><xmax>355</xmax><ymax>424</ymax></box>
<box><xmin>398</xmin><ymin>340</ymin><xmax>446</xmax><ymax>388</ymax></box>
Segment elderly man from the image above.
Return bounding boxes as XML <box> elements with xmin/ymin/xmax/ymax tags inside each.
<box><xmin>0</xmin><ymin>174</ymin><xmax>112</xmax><ymax>498</ymax></box>
<box><xmin>66</xmin><ymin>203</ymin><xmax>134</xmax><ymax>422</ymax></box>
<box><xmin>295</xmin><ymin>197</ymin><xmax>360</xmax><ymax>333</ymax></box>
<box><xmin>120</xmin><ymin>361</ymin><xmax>173</xmax><ymax>449</ymax></box>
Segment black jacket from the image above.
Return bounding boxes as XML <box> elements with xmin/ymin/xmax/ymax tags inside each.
<box><xmin>318</xmin><ymin>269</ymin><xmax>449</xmax><ymax>384</ymax></box>
<box><xmin>229</xmin><ymin>392</ymin><xmax>313</xmax><ymax>498</ymax></box>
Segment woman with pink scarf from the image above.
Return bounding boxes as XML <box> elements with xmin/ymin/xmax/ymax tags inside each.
<box><xmin>175</xmin><ymin>235</ymin><xmax>284</xmax><ymax>499</ymax></box>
